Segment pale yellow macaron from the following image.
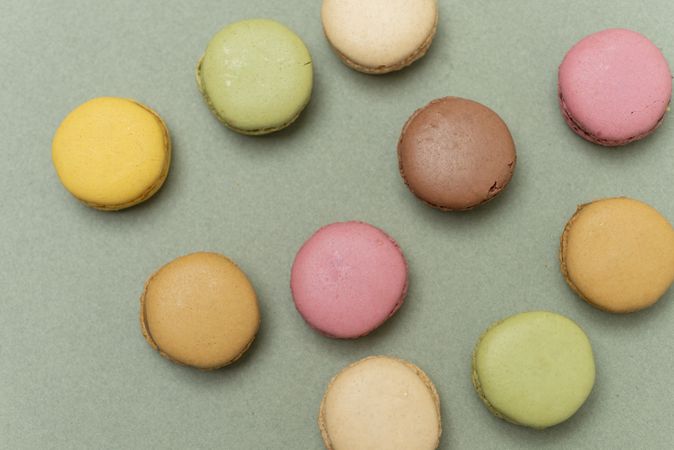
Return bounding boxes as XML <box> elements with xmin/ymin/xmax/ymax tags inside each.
<box><xmin>52</xmin><ymin>97</ymin><xmax>171</xmax><ymax>210</ymax></box>
<box><xmin>140</xmin><ymin>252</ymin><xmax>260</xmax><ymax>370</ymax></box>
<box><xmin>321</xmin><ymin>0</ymin><xmax>439</xmax><ymax>74</ymax></box>
<box><xmin>319</xmin><ymin>356</ymin><xmax>442</xmax><ymax>449</ymax></box>
<box><xmin>560</xmin><ymin>197</ymin><xmax>674</xmax><ymax>313</ymax></box>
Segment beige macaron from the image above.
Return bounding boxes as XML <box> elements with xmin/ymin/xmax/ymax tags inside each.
<box><xmin>319</xmin><ymin>356</ymin><xmax>442</xmax><ymax>449</ymax></box>
<box><xmin>140</xmin><ymin>252</ymin><xmax>260</xmax><ymax>370</ymax></box>
<box><xmin>321</xmin><ymin>0</ymin><xmax>439</xmax><ymax>74</ymax></box>
<box><xmin>560</xmin><ymin>197</ymin><xmax>674</xmax><ymax>313</ymax></box>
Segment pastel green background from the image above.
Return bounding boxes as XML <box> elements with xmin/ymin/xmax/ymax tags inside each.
<box><xmin>1</xmin><ymin>1</ymin><xmax>673</xmax><ymax>448</ymax></box>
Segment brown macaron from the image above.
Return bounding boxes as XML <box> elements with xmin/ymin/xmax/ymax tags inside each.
<box><xmin>140</xmin><ymin>252</ymin><xmax>260</xmax><ymax>370</ymax></box>
<box><xmin>398</xmin><ymin>97</ymin><xmax>517</xmax><ymax>211</ymax></box>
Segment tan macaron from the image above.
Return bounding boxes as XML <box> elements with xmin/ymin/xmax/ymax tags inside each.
<box><xmin>560</xmin><ymin>197</ymin><xmax>674</xmax><ymax>313</ymax></box>
<box><xmin>140</xmin><ymin>252</ymin><xmax>260</xmax><ymax>370</ymax></box>
<box><xmin>319</xmin><ymin>356</ymin><xmax>442</xmax><ymax>449</ymax></box>
<box><xmin>321</xmin><ymin>0</ymin><xmax>438</xmax><ymax>74</ymax></box>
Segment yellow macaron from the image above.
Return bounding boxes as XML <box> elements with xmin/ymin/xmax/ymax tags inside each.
<box><xmin>52</xmin><ymin>97</ymin><xmax>171</xmax><ymax>210</ymax></box>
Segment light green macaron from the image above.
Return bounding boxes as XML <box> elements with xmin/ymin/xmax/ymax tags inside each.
<box><xmin>196</xmin><ymin>19</ymin><xmax>313</xmax><ymax>135</ymax></box>
<box><xmin>472</xmin><ymin>311</ymin><xmax>595</xmax><ymax>429</ymax></box>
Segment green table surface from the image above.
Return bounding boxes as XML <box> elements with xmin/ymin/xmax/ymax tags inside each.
<box><xmin>2</xmin><ymin>1</ymin><xmax>674</xmax><ymax>448</ymax></box>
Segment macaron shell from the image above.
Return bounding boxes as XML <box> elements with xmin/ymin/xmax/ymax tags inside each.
<box><xmin>291</xmin><ymin>222</ymin><xmax>408</xmax><ymax>339</ymax></box>
<box><xmin>559</xmin><ymin>28</ymin><xmax>672</xmax><ymax>145</ymax></box>
<box><xmin>140</xmin><ymin>252</ymin><xmax>260</xmax><ymax>370</ymax></box>
<box><xmin>472</xmin><ymin>312</ymin><xmax>595</xmax><ymax>429</ymax></box>
<box><xmin>197</xmin><ymin>19</ymin><xmax>313</xmax><ymax>134</ymax></box>
<box><xmin>52</xmin><ymin>97</ymin><xmax>171</xmax><ymax>210</ymax></box>
<box><xmin>321</xmin><ymin>0</ymin><xmax>438</xmax><ymax>73</ymax></box>
<box><xmin>398</xmin><ymin>97</ymin><xmax>516</xmax><ymax>211</ymax></box>
<box><xmin>560</xmin><ymin>198</ymin><xmax>674</xmax><ymax>313</ymax></box>
<box><xmin>319</xmin><ymin>356</ymin><xmax>441</xmax><ymax>450</ymax></box>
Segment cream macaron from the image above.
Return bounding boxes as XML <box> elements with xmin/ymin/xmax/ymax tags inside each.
<box><xmin>319</xmin><ymin>356</ymin><xmax>442</xmax><ymax>449</ymax></box>
<box><xmin>321</xmin><ymin>0</ymin><xmax>439</xmax><ymax>74</ymax></box>
<box><xmin>52</xmin><ymin>97</ymin><xmax>171</xmax><ymax>210</ymax></box>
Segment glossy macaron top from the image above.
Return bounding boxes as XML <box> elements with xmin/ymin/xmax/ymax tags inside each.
<box><xmin>321</xmin><ymin>0</ymin><xmax>438</xmax><ymax>73</ymax></box>
<box><xmin>559</xmin><ymin>28</ymin><xmax>672</xmax><ymax>146</ymax></box>
<box><xmin>398</xmin><ymin>97</ymin><xmax>516</xmax><ymax>211</ymax></box>
<box><xmin>197</xmin><ymin>19</ymin><xmax>313</xmax><ymax>135</ymax></box>
<box><xmin>52</xmin><ymin>97</ymin><xmax>171</xmax><ymax>210</ymax></box>
<box><xmin>473</xmin><ymin>311</ymin><xmax>595</xmax><ymax>429</ymax></box>
<box><xmin>561</xmin><ymin>197</ymin><xmax>674</xmax><ymax>313</ymax></box>
<box><xmin>319</xmin><ymin>356</ymin><xmax>441</xmax><ymax>450</ymax></box>
<box><xmin>291</xmin><ymin>222</ymin><xmax>408</xmax><ymax>339</ymax></box>
<box><xmin>140</xmin><ymin>252</ymin><xmax>260</xmax><ymax>370</ymax></box>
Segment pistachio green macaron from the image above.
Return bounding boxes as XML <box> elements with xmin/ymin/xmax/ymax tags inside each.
<box><xmin>196</xmin><ymin>19</ymin><xmax>313</xmax><ymax>135</ymax></box>
<box><xmin>472</xmin><ymin>311</ymin><xmax>595</xmax><ymax>429</ymax></box>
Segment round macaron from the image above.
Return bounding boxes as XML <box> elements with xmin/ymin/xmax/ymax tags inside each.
<box><xmin>291</xmin><ymin>221</ymin><xmax>407</xmax><ymax>339</ymax></box>
<box><xmin>321</xmin><ymin>0</ymin><xmax>438</xmax><ymax>74</ymax></box>
<box><xmin>558</xmin><ymin>28</ymin><xmax>672</xmax><ymax>146</ymax></box>
<box><xmin>319</xmin><ymin>356</ymin><xmax>442</xmax><ymax>449</ymax></box>
<box><xmin>140</xmin><ymin>252</ymin><xmax>260</xmax><ymax>370</ymax></box>
<box><xmin>560</xmin><ymin>197</ymin><xmax>674</xmax><ymax>313</ymax></box>
<box><xmin>398</xmin><ymin>97</ymin><xmax>516</xmax><ymax>211</ymax></box>
<box><xmin>472</xmin><ymin>311</ymin><xmax>595</xmax><ymax>429</ymax></box>
<box><xmin>52</xmin><ymin>97</ymin><xmax>171</xmax><ymax>210</ymax></box>
<box><xmin>196</xmin><ymin>19</ymin><xmax>313</xmax><ymax>135</ymax></box>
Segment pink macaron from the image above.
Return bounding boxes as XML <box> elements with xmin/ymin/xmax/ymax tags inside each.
<box><xmin>290</xmin><ymin>221</ymin><xmax>408</xmax><ymax>339</ymax></box>
<box><xmin>558</xmin><ymin>28</ymin><xmax>672</xmax><ymax>146</ymax></box>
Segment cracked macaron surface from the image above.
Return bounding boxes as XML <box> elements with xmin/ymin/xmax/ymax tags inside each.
<box><xmin>558</xmin><ymin>28</ymin><xmax>672</xmax><ymax>146</ymax></box>
<box><xmin>197</xmin><ymin>19</ymin><xmax>313</xmax><ymax>135</ymax></box>
<box><xmin>398</xmin><ymin>97</ymin><xmax>516</xmax><ymax>211</ymax></box>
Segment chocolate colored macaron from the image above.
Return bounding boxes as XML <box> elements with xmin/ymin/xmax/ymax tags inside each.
<box><xmin>398</xmin><ymin>97</ymin><xmax>516</xmax><ymax>211</ymax></box>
